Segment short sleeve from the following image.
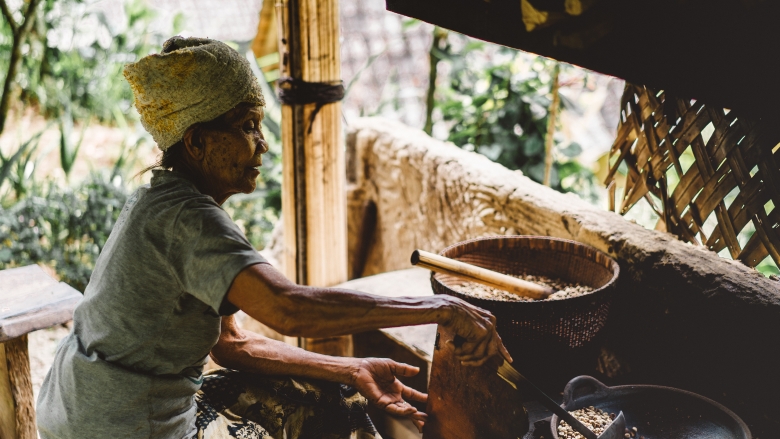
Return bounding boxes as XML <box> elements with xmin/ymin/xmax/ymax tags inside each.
<box><xmin>169</xmin><ymin>199</ymin><xmax>266</xmax><ymax>314</ymax></box>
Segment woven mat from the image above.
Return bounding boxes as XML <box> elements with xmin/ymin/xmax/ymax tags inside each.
<box><xmin>607</xmin><ymin>83</ymin><xmax>780</xmax><ymax>269</ymax></box>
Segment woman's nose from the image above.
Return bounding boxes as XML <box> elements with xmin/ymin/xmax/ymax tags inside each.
<box><xmin>257</xmin><ymin>139</ymin><xmax>269</xmax><ymax>154</ymax></box>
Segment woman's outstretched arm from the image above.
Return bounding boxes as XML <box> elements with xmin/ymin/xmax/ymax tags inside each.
<box><xmin>210</xmin><ymin>315</ymin><xmax>429</xmax><ymax>431</ymax></box>
<box><xmin>226</xmin><ymin>262</ymin><xmax>511</xmax><ymax>367</ymax></box>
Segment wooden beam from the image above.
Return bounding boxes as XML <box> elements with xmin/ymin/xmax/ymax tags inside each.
<box><xmin>251</xmin><ymin>0</ymin><xmax>278</xmax><ymax>61</ymax></box>
<box><xmin>0</xmin><ymin>335</ymin><xmax>35</xmax><ymax>439</ymax></box>
<box><xmin>277</xmin><ymin>0</ymin><xmax>351</xmax><ymax>356</ymax></box>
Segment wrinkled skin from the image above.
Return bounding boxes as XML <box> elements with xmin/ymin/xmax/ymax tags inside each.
<box><xmin>178</xmin><ymin>104</ymin><xmax>268</xmax><ymax>205</ymax></box>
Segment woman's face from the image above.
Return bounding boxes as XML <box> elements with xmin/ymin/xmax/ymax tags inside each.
<box><xmin>195</xmin><ymin>104</ymin><xmax>268</xmax><ymax>202</ymax></box>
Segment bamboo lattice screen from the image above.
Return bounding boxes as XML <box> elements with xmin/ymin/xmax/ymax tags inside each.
<box><xmin>607</xmin><ymin>83</ymin><xmax>780</xmax><ymax>269</ymax></box>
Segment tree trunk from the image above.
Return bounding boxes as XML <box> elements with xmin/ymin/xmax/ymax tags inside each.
<box><xmin>0</xmin><ymin>0</ymin><xmax>42</xmax><ymax>136</ymax></box>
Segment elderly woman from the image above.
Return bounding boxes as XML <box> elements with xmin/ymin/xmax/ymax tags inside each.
<box><xmin>37</xmin><ymin>37</ymin><xmax>510</xmax><ymax>439</ymax></box>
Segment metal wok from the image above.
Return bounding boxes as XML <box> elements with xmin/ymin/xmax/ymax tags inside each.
<box><xmin>550</xmin><ymin>376</ymin><xmax>751</xmax><ymax>439</ymax></box>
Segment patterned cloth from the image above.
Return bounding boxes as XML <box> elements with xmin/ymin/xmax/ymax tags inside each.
<box><xmin>193</xmin><ymin>369</ymin><xmax>381</xmax><ymax>439</ymax></box>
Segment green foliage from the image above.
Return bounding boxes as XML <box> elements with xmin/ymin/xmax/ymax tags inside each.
<box><xmin>0</xmin><ymin>126</ymin><xmax>48</xmax><ymax>198</ymax></box>
<box><xmin>222</xmin><ymin>190</ymin><xmax>279</xmax><ymax>250</ymax></box>
<box><xmin>5</xmin><ymin>0</ymin><xmax>160</xmax><ymax>124</ymax></box>
<box><xmin>0</xmin><ymin>1</ymin><xmax>284</xmax><ymax>292</ymax></box>
<box><xmin>58</xmin><ymin>108</ymin><xmax>87</xmax><ymax>178</ymax></box>
<box><xmin>0</xmin><ymin>173</ymin><xmax>128</xmax><ymax>291</ymax></box>
<box><xmin>435</xmin><ymin>36</ymin><xmax>599</xmax><ymax>201</ymax></box>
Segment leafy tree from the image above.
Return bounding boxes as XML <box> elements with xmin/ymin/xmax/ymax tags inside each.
<box><xmin>0</xmin><ymin>0</ymin><xmax>43</xmax><ymax>135</ymax></box>
<box><xmin>17</xmin><ymin>0</ymin><xmax>160</xmax><ymax>122</ymax></box>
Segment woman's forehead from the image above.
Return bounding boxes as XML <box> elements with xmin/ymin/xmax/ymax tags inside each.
<box><xmin>224</xmin><ymin>104</ymin><xmax>264</xmax><ymax>123</ymax></box>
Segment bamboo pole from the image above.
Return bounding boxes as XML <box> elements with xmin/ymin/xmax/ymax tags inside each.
<box><xmin>411</xmin><ymin>250</ymin><xmax>553</xmax><ymax>299</ymax></box>
<box><xmin>276</xmin><ymin>0</ymin><xmax>351</xmax><ymax>356</ymax></box>
<box><xmin>424</xmin><ymin>27</ymin><xmax>447</xmax><ymax>136</ymax></box>
<box><xmin>251</xmin><ymin>0</ymin><xmax>278</xmax><ymax>60</ymax></box>
<box><xmin>543</xmin><ymin>63</ymin><xmax>561</xmax><ymax>187</ymax></box>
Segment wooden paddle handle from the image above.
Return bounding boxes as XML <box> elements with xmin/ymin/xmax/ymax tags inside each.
<box><xmin>411</xmin><ymin>250</ymin><xmax>553</xmax><ymax>300</ymax></box>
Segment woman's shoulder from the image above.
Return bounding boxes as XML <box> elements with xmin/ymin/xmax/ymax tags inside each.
<box><xmin>140</xmin><ymin>170</ymin><xmax>220</xmax><ymax>213</ymax></box>
<box><xmin>115</xmin><ymin>171</ymin><xmax>227</xmax><ymax>243</ymax></box>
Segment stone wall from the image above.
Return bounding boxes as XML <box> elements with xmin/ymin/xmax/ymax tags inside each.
<box><xmin>345</xmin><ymin>117</ymin><xmax>780</xmax><ymax>437</ymax></box>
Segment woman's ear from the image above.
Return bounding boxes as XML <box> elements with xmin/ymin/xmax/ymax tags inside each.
<box><xmin>182</xmin><ymin>126</ymin><xmax>206</xmax><ymax>161</ymax></box>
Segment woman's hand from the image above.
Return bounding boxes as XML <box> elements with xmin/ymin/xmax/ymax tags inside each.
<box><xmin>351</xmin><ymin>358</ymin><xmax>428</xmax><ymax>433</ymax></box>
<box><xmin>438</xmin><ymin>295</ymin><xmax>513</xmax><ymax>366</ymax></box>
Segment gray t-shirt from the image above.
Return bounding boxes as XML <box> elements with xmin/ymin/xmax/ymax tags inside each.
<box><xmin>37</xmin><ymin>170</ymin><xmax>266</xmax><ymax>439</ymax></box>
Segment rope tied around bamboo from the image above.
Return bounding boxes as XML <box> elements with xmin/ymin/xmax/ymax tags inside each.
<box><xmin>277</xmin><ymin>77</ymin><xmax>344</xmax><ymax>133</ymax></box>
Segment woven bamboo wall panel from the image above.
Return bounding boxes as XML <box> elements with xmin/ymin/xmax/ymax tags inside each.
<box><xmin>607</xmin><ymin>83</ymin><xmax>780</xmax><ymax>269</ymax></box>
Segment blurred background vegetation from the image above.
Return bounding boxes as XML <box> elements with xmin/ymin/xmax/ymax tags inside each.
<box><xmin>0</xmin><ymin>0</ymin><xmax>282</xmax><ymax>289</ymax></box>
<box><xmin>431</xmin><ymin>31</ymin><xmax>599</xmax><ymax>202</ymax></box>
<box><xmin>0</xmin><ymin>0</ymin><xmax>774</xmax><ymax>290</ymax></box>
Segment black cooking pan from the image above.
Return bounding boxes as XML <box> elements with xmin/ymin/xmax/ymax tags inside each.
<box><xmin>550</xmin><ymin>376</ymin><xmax>751</xmax><ymax>439</ymax></box>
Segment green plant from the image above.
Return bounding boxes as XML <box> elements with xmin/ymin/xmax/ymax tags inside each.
<box><xmin>58</xmin><ymin>106</ymin><xmax>87</xmax><ymax>179</ymax></box>
<box><xmin>7</xmin><ymin>134</ymin><xmax>46</xmax><ymax>201</ymax></box>
<box><xmin>36</xmin><ymin>0</ymin><xmax>159</xmax><ymax>122</ymax></box>
<box><xmin>0</xmin><ymin>126</ymin><xmax>48</xmax><ymax>201</ymax></box>
<box><xmin>433</xmin><ymin>35</ymin><xmax>600</xmax><ymax>201</ymax></box>
<box><xmin>0</xmin><ymin>173</ymin><xmax>128</xmax><ymax>291</ymax></box>
<box><xmin>222</xmin><ymin>190</ymin><xmax>279</xmax><ymax>250</ymax></box>
<box><xmin>2</xmin><ymin>0</ymin><xmax>162</xmax><ymax>125</ymax></box>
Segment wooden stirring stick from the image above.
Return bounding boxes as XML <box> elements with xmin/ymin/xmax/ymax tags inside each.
<box><xmin>411</xmin><ymin>249</ymin><xmax>553</xmax><ymax>300</ymax></box>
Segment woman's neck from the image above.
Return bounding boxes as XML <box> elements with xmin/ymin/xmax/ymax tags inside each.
<box><xmin>171</xmin><ymin>163</ymin><xmax>232</xmax><ymax>206</ymax></box>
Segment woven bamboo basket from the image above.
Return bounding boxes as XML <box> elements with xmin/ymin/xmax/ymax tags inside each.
<box><xmin>430</xmin><ymin>236</ymin><xmax>619</xmax><ymax>357</ymax></box>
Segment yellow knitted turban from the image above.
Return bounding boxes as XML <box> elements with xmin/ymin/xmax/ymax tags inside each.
<box><xmin>123</xmin><ymin>36</ymin><xmax>265</xmax><ymax>151</ymax></box>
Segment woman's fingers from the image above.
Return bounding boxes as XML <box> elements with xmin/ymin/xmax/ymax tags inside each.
<box><xmin>385</xmin><ymin>402</ymin><xmax>428</xmax><ymax>433</ymax></box>
<box><xmin>448</xmin><ymin>338</ymin><xmax>478</xmax><ymax>356</ymax></box>
<box><xmin>450</xmin><ymin>325</ymin><xmax>490</xmax><ymax>354</ymax></box>
<box><xmin>494</xmin><ymin>332</ymin><xmax>513</xmax><ymax>363</ymax></box>
<box><xmin>402</xmin><ymin>385</ymin><xmax>428</xmax><ymax>403</ymax></box>
<box><xmin>411</xmin><ymin>411</ymin><xmax>429</xmax><ymax>421</ymax></box>
<box><xmin>384</xmin><ymin>401</ymin><xmax>417</xmax><ymax>416</ymax></box>
<box><xmin>412</xmin><ymin>418</ymin><xmax>425</xmax><ymax>433</ymax></box>
<box><xmin>441</xmin><ymin>297</ymin><xmax>516</xmax><ymax>366</ymax></box>
<box><xmin>472</xmin><ymin>331</ymin><xmax>492</xmax><ymax>357</ymax></box>
<box><xmin>452</xmin><ymin>330</ymin><xmax>513</xmax><ymax>366</ymax></box>
<box><xmin>390</xmin><ymin>362</ymin><xmax>421</xmax><ymax>378</ymax></box>
<box><xmin>458</xmin><ymin>340</ymin><xmax>493</xmax><ymax>366</ymax></box>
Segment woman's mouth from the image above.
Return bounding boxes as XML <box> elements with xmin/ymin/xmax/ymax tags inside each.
<box><xmin>246</xmin><ymin>164</ymin><xmax>261</xmax><ymax>176</ymax></box>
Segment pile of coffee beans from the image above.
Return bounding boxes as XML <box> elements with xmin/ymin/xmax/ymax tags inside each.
<box><xmin>453</xmin><ymin>273</ymin><xmax>593</xmax><ymax>302</ymax></box>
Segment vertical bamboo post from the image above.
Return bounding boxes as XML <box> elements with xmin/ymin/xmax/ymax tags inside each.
<box><xmin>276</xmin><ymin>0</ymin><xmax>352</xmax><ymax>356</ymax></box>
<box><xmin>424</xmin><ymin>27</ymin><xmax>447</xmax><ymax>136</ymax></box>
<box><xmin>543</xmin><ymin>63</ymin><xmax>561</xmax><ymax>187</ymax></box>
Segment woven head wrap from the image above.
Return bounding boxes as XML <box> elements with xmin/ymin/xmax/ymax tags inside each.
<box><xmin>123</xmin><ymin>36</ymin><xmax>265</xmax><ymax>151</ymax></box>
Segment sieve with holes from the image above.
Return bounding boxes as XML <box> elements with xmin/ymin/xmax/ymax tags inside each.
<box><xmin>429</xmin><ymin>236</ymin><xmax>620</xmax><ymax>355</ymax></box>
